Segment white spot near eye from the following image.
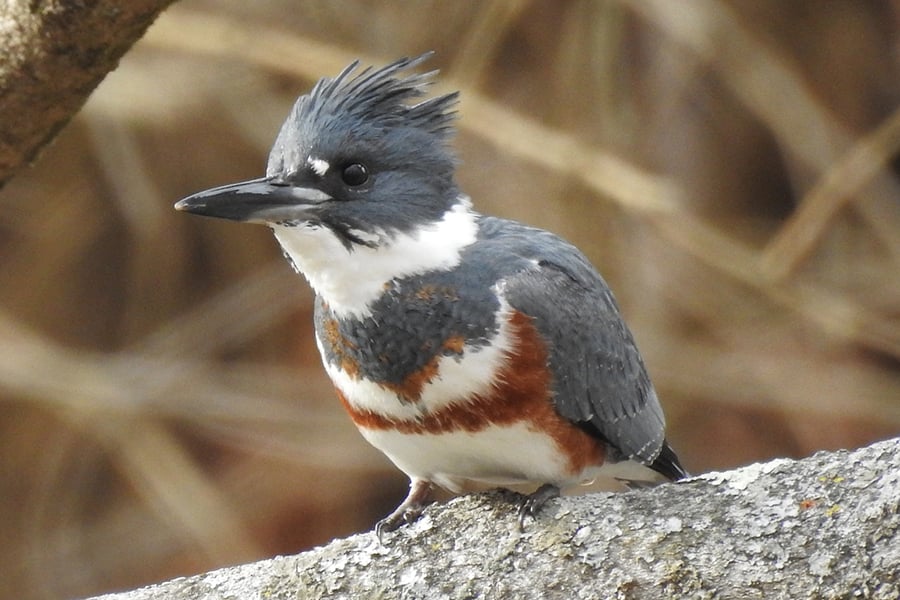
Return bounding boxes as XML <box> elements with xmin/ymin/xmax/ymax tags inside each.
<box><xmin>308</xmin><ymin>156</ymin><xmax>330</xmax><ymax>176</ymax></box>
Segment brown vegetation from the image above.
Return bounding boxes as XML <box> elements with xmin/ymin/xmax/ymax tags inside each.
<box><xmin>1</xmin><ymin>2</ymin><xmax>898</xmax><ymax>599</ymax></box>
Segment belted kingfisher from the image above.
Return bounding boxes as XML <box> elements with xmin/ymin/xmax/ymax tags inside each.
<box><xmin>175</xmin><ymin>53</ymin><xmax>686</xmax><ymax>537</ymax></box>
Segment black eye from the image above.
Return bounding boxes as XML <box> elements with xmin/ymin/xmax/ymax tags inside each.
<box><xmin>341</xmin><ymin>163</ymin><xmax>369</xmax><ymax>187</ymax></box>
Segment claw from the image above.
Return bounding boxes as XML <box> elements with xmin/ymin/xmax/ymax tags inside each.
<box><xmin>375</xmin><ymin>479</ymin><xmax>434</xmax><ymax>543</ymax></box>
<box><xmin>517</xmin><ymin>483</ymin><xmax>560</xmax><ymax>531</ymax></box>
<box><xmin>375</xmin><ymin>504</ymin><xmax>427</xmax><ymax>542</ymax></box>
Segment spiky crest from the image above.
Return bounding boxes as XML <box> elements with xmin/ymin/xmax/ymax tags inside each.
<box><xmin>295</xmin><ymin>53</ymin><xmax>458</xmax><ymax>137</ymax></box>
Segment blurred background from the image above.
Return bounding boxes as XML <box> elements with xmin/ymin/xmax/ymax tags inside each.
<box><xmin>2</xmin><ymin>1</ymin><xmax>899</xmax><ymax>598</ymax></box>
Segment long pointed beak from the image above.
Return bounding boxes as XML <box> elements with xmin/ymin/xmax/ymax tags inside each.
<box><xmin>174</xmin><ymin>177</ymin><xmax>332</xmax><ymax>223</ymax></box>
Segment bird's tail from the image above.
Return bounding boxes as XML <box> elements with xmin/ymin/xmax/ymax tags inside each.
<box><xmin>649</xmin><ymin>440</ymin><xmax>689</xmax><ymax>481</ymax></box>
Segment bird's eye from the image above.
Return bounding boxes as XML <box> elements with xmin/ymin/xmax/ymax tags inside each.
<box><xmin>341</xmin><ymin>163</ymin><xmax>369</xmax><ymax>187</ymax></box>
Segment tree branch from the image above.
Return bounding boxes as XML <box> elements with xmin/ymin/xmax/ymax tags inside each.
<box><xmin>89</xmin><ymin>437</ymin><xmax>900</xmax><ymax>599</ymax></box>
<box><xmin>0</xmin><ymin>0</ymin><xmax>175</xmax><ymax>187</ymax></box>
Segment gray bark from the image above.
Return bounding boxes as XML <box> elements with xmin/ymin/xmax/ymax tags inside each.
<box><xmin>89</xmin><ymin>437</ymin><xmax>900</xmax><ymax>600</ymax></box>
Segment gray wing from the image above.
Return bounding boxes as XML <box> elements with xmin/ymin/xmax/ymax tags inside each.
<box><xmin>498</xmin><ymin>230</ymin><xmax>666</xmax><ymax>466</ymax></box>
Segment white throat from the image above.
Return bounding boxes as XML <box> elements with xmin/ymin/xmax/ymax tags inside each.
<box><xmin>273</xmin><ymin>196</ymin><xmax>479</xmax><ymax>318</ymax></box>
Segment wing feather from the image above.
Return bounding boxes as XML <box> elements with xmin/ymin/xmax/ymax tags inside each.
<box><xmin>485</xmin><ymin>222</ymin><xmax>666</xmax><ymax>465</ymax></box>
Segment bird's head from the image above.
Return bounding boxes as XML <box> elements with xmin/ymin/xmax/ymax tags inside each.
<box><xmin>175</xmin><ymin>53</ymin><xmax>461</xmax><ymax>248</ymax></box>
<box><xmin>176</xmin><ymin>54</ymin><xmax>479</xmax><ymax>318</ymax></box>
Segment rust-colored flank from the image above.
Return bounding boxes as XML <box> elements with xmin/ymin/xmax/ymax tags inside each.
<box><xmin>335</xmin><ymin>310</ymin><xmax>605</xmax><ymax>475</ymax></box>
<box><xmin>322</xmin><ymin>317</ymin><xmax>360</xmax><ymax>378</ymax></box>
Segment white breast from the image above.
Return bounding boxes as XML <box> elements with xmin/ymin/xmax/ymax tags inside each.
<box><xmin>273</xmin><ymin>197</ymin><xmax>478</xmax><ymax>319</ymax></box>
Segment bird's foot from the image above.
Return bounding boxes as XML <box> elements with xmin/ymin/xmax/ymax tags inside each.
<box><xmin>517</xmin><ymin>483</ymin><xmax>560</xmax><ymax>531</ymax></box>
<box><xmin>375</xmin><ymin>480</ymin><xmax>434</xmax><ymax>543</ymax></box>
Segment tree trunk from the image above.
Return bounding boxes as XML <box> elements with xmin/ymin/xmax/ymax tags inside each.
<box><xmin>0</xmin><ymin>0</ymin><xmax>175</xmax><ymax>187</ymax></box>
<box><xmin>89</xmin><ymin>437</ymin><xmax>900</xmax><ymax>600</ymax></box>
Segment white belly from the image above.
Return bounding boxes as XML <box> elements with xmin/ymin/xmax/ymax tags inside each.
<box><xmin>358</xmin><ymin>422</ymin><xmax>582</xmax><ymax>492</ymax></box>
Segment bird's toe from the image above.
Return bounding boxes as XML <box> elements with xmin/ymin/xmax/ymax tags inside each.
<box><xmin>517</xmin><ymin>483</ymin><xmax>560</xmax><ymax>531</ymax></box>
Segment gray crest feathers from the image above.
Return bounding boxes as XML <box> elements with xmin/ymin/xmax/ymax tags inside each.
<box><xmin>295</xmin><ymin>53</ymin><xmax>458</xmax><ymax>137</ymax></box>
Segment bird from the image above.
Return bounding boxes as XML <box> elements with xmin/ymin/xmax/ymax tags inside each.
<box><xmin>175</xmin><ymin>53</ymin><xmax>687</xmax><ymax>539</ymax></box>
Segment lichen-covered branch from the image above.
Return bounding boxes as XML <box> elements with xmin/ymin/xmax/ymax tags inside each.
<box><xmin>88</xmin><ymin>437</ymin><xmax>900</xmax><ymax>599</ymax></box>
<box><xmin>0</xmin><ymin>0</ymin><xmax>175</xmax><ymax>187</ymax></box>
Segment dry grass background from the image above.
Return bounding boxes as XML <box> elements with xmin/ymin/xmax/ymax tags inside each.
<box><xmin>1</xmin><ymin>1</ymin><xmax>899</xmax><ymax>598</ymax></box>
